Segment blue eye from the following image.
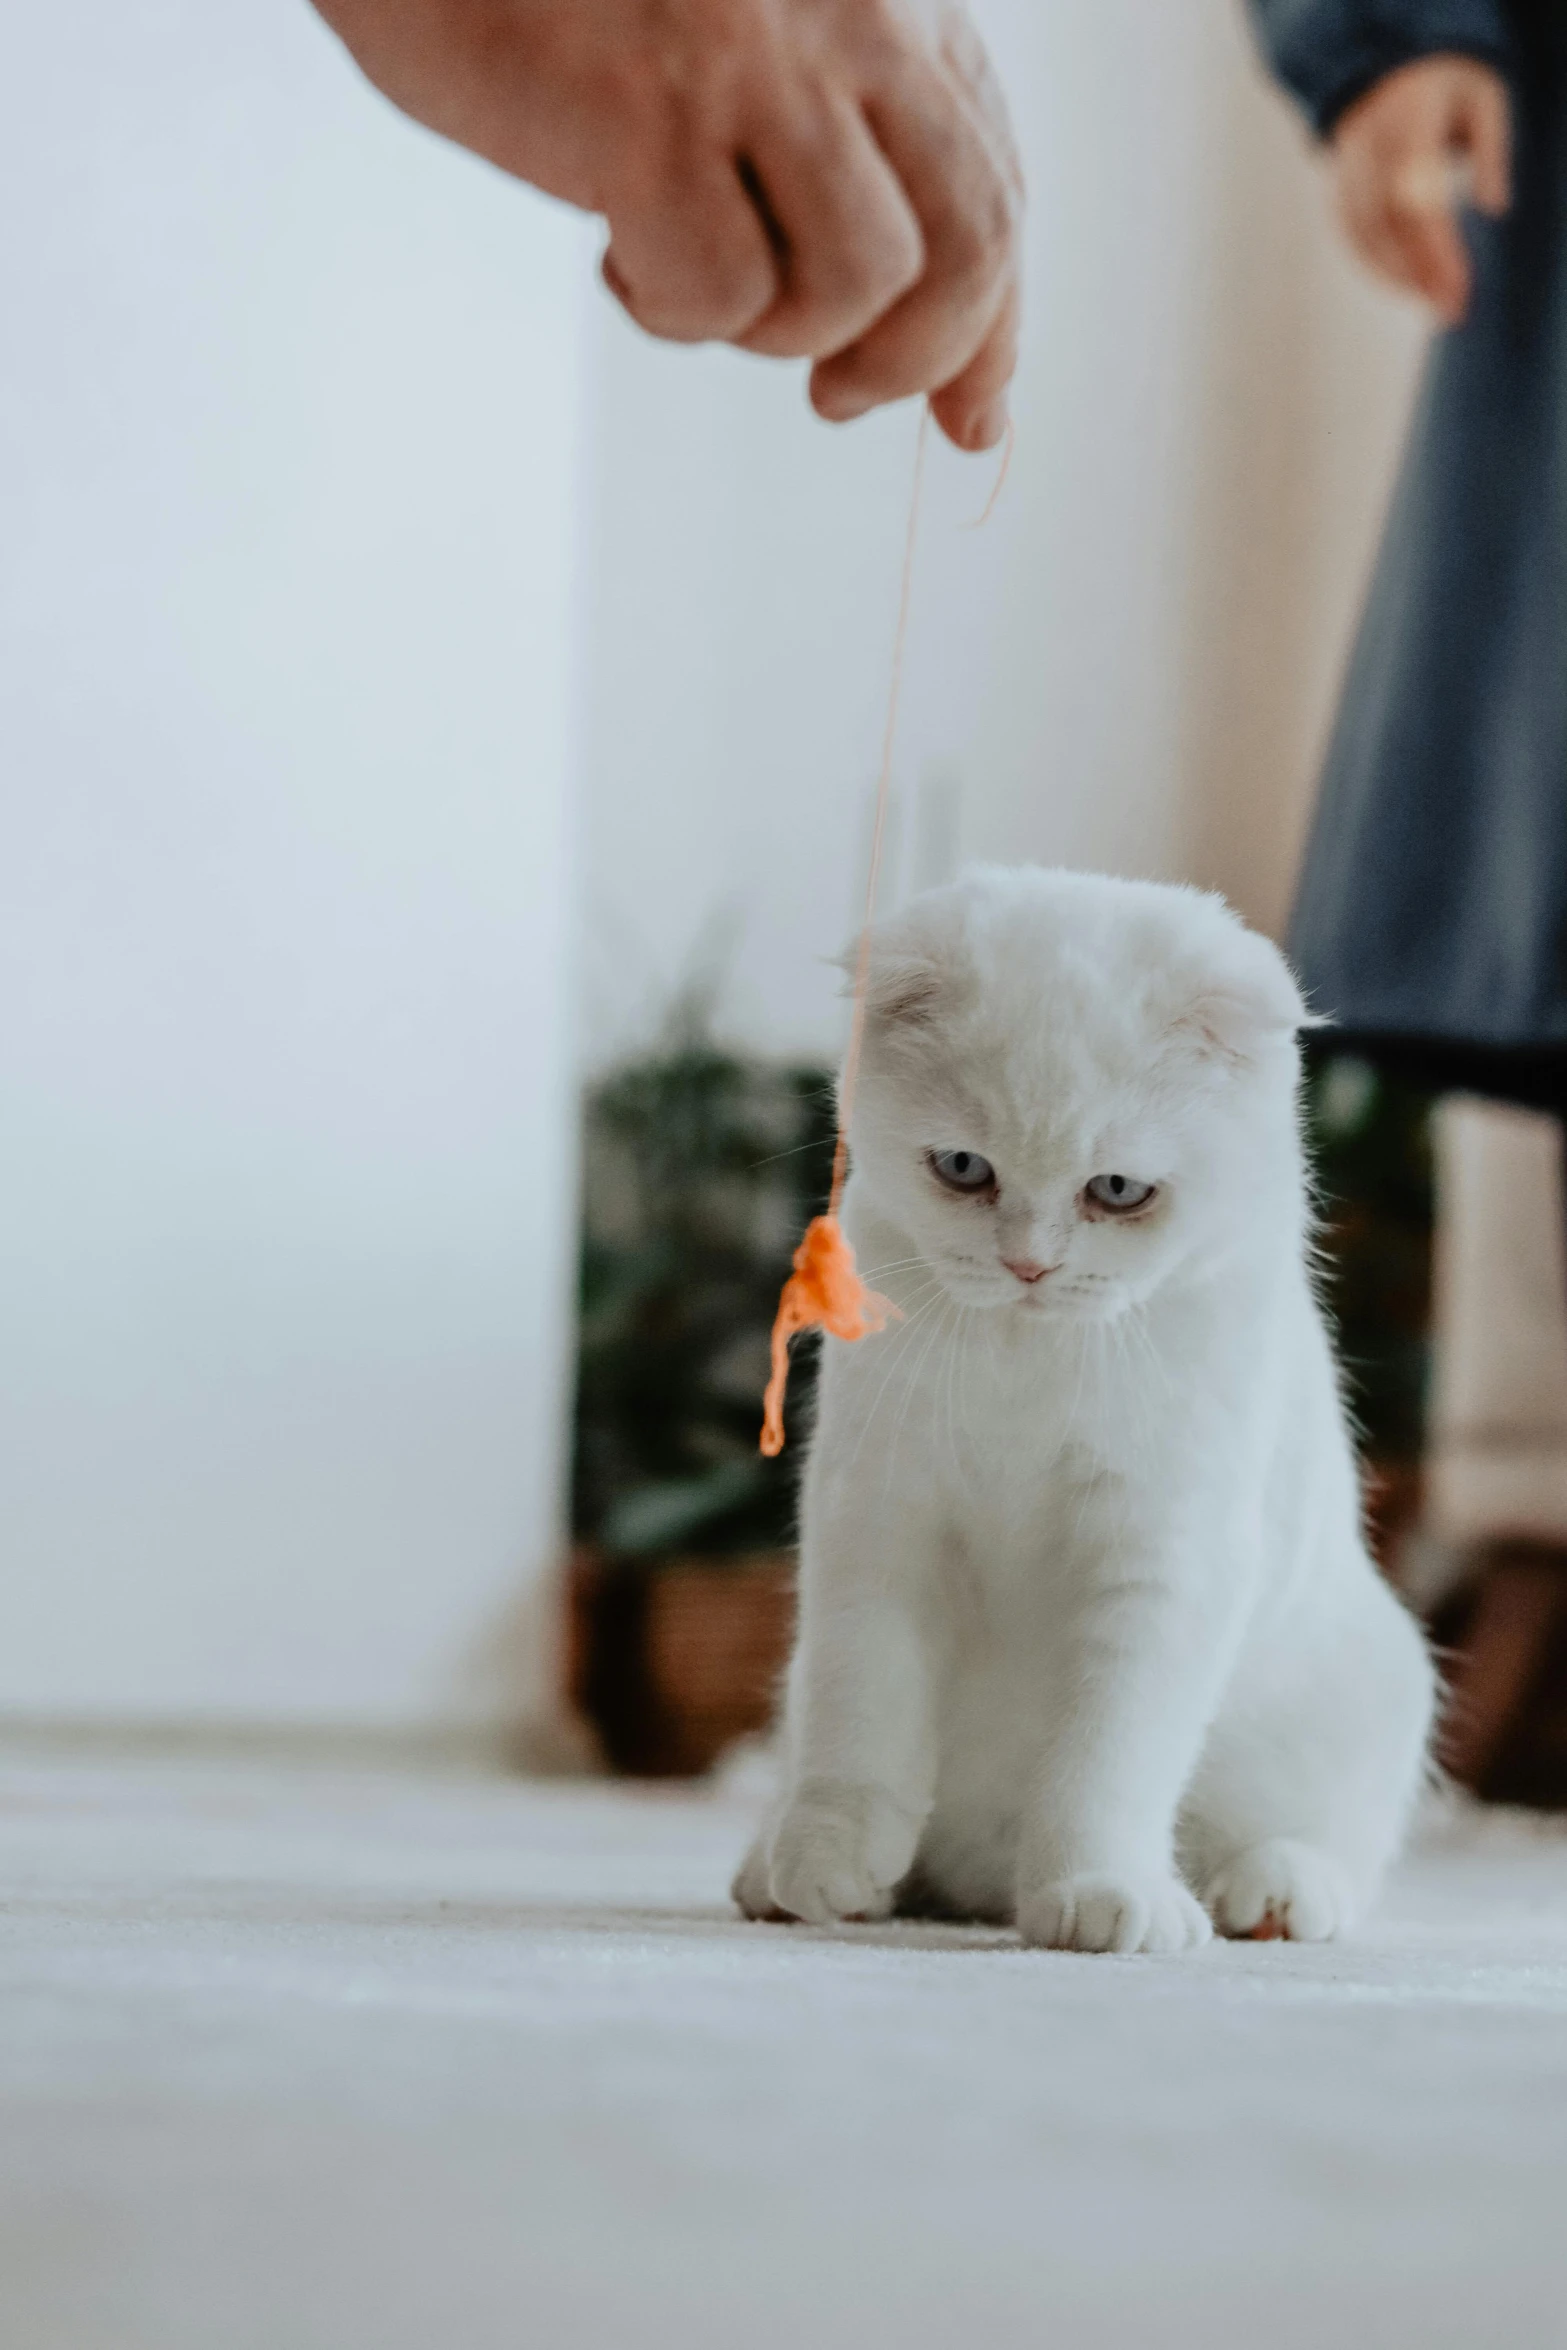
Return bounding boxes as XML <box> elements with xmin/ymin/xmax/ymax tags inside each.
<box><xmin>929</xmin><ymin>1149</ymin><xmax>996</xmax><ymax>1194</ymax></box>
<box><xmin>1085</xmin><ymin>1174</ymin><xmax>1156</xmax><ymax>1213</ymax></box>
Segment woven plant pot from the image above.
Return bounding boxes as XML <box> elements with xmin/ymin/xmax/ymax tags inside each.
<box><xmin>567</xmin><ymin>1549</ymin><xmax>795</xmax><ymax>1777</ymax></box>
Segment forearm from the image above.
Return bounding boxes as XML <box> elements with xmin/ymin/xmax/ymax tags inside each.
<box><xmin>307</xmin><ymin>0</ymin><xmax>596</xmax><ymax>205</ymax></box>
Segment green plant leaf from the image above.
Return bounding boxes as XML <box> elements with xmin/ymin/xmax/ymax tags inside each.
<box><xmin>599</xmin><ymin>1458</ymin><xmax>771</xmax><ymax>1558</ymax></box>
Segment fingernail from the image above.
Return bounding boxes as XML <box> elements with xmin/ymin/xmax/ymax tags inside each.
<box><xmin>964</xmin><ymin>396</ymin><xmax>1010</xmax><ymax>452</ymax></box>
<box><xmin>812</xmin><ymin>384</ymin><xmax>874</xmax><ymax>425</ymax></box>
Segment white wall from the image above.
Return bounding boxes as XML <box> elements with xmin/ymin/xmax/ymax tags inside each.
<box><xmin>0</xmin><ymin>3</ymin><xmax>591</xmax><ymax>1731</ymax></box>
<box><xmin>577</xmin><ymin>0</ymin><xmax>1427</xmax><ymax>1066</ymax></box>
<box><xmin>0</xmin><ymin>0</ymin><xmax>1431</xmax><ymax>1738</ymax></box>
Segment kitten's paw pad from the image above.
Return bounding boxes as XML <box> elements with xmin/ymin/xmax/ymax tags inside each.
<box><xmin>1205</xmin><ymin>1838</ymin><xmax>1354</xmax><ymax>1944</ymax></box>
<box><xmin>1018</xmin><ymin>1872</ymin><xmax>1212</xmax><ymax>1956</ymax></box>
<box><xmin>766</xmin><ymin>1785</ymin><xmax>917</xmax><ymax>1926</ymax></box>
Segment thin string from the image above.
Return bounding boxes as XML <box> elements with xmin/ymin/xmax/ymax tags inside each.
<box><xmin>964</xmin><ymin>414</ymin><xmax>1015</xmax><ymax>531</ymax></box>
<box><xmin>828</xmin><ymin>402</ymin><xmax>932</xmax><ymax>1220</ymax></box>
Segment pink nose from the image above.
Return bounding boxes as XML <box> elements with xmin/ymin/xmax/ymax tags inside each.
<box><xmin>1003</xmin><ymin>1257</ymin><xmax>1055</xmax><ymax>1285</ymax></box>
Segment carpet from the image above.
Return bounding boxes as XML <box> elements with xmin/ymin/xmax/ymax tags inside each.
<box><xmin>2</xmin><ymin>1744</ymin><xmax>1563</xmax><ymax>2347</ymax></box>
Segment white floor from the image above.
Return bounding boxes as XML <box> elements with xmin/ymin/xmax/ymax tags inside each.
<box><xmin>3</xmin><ymin>1747</ymin><xmax>1565</xmax><ymax>2349</ymax></box>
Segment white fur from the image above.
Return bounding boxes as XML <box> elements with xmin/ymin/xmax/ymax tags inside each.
<box><xmin>735</xmin><ymin>868</ymin><xmax>1434</xmax><ymax>1953</ymax></box>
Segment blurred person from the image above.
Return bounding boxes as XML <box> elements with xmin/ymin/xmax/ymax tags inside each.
<box><xmin>1251</xmin><ymin>3</ymin><xmax>1567</xmax><ymax>1786</ymax></box>
<box><xmin>309</xmin><ymin>0</ymin><xmax>1021</xmax><ymax>451</ymax></box>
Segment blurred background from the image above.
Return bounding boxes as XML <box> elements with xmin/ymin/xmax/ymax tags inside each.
<box><xmin>4</xmin><ymin>1</ymin><xmax>1557</xmax><ymax>1785</ymax></box>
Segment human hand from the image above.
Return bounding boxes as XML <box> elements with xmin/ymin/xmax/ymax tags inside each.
<box><xmin>310</xmin><ymin>0</ymin><xmax>1021</xmax><ymax>451</ymax></box>
<box><xmin>1330</xmin><ymin>55</ymin><xmax>1510</xmax><ymax>326</ymax></box>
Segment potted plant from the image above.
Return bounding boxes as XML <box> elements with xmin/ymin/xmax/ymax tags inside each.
<box><xmin>1302</xmin><ymin>1049</ymin><xmax>1435</xmax><ymax>1565</ymax></box>
<box><xmin>567</xmin><ymin>996</ymin><xmax>835</xmax><ymax>1773</ymax></box>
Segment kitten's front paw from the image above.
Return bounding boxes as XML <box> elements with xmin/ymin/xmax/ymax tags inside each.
<box><xmin>766</xmin><ymin>1782</ymin><xmax>919</xmax><ymax>1926</ymax></box>
<box><xmin>1018</xmin><ymin>1871</ymin><xmax>1213</xmax><ymax>1956</ymax></box>
<box><xmin>1205</xmin><ymin>1838</ymin><xmax>1354</xmax><ymax>1943</ymax></box>
<box><xmin>731</xmin><ymin>1836</ymin><xmax>787</xmax><ymax>1922</ymax></box>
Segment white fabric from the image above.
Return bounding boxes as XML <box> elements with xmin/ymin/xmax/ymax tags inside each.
<box><xmin>1427</xmin><ymin>1097</ymin><xmax>1567</xmax><ymax>1548</ymax></box>
<box><xmin>2</xmin><ymin>1745</ymin><xmax>1565</xmax><ymax>2348</ymax></box>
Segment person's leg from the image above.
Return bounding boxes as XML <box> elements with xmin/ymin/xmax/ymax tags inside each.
<box><xmin>1426</xmin><ymin>1078</ymin><xmax>1567</xmax><ymax>1793</ymax></box>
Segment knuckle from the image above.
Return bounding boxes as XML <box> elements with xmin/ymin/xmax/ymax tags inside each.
<box><xmin>981</xmin><ymin>163</ymin><xmax>1021</xmax><ymax>256</ymax></box>
<box><xmin>882</xmin><ymin>215</ymin><xmax>928</xmax><ymax>300</ymax></box>
<box><xmin>855</xmin><ymin>0</ymin><xmax>919</xmax><ymax>67</ymax></box>
<box><xmin>941</xmin><ymin>215</ymin><xmax>992</xmax><ymax>292</ymax></box>
<box><xmin>945</xmin><ymin>166</ymin><xmax>1015</xmax><ymax>284</ymax></box>
<box><xmin>825</xmin><ymin>224</ymin><xmax>921</xmax><ymax>318</ymax></box>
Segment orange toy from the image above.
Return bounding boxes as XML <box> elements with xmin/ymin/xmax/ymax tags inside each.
<box><xmin>759</xmin><ymin>1213</ymin><xmax>896</xmax><ymax>1457</ymax></box>
<box><xmin>757</xmin><ymin>408</ymin><xmax>933</xmax><ymax>1456</ymax></box>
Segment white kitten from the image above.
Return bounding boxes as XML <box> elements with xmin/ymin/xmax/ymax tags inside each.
<box><xmin>735</xmin><ymin>867</ymin><xmax>1433</xmax><ymax>1952</ymax></box>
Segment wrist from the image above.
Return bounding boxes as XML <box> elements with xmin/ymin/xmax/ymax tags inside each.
<box><xmin>308</xmin><ymin>0</ymin><xmax>600</xmax><ymax>208</ymax></box>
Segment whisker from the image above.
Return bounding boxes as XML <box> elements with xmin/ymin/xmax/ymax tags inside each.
<box><xmin>881</xmin><ymin>1296</ymin><xmax>956</xmax><ymax>1509</ymax></box>
<box><xmin>846</xmin><ymin>1283</ymin><xmax>948</xmax><ymax>1475</ymax></box>
<box><xmin>855</xmin><ymin>1254</ymin><xmax>935</xmax><ymax>1284</ymax></box>
<box><xmin>944</xmin><ymin>1299</ymin><xmax>971</xmax><ymax>1493</ymax></box>
<box><xmin>747</xmin><ymin>1138</ymin><xmax>836</xmax><ymax>1172</ymax></box>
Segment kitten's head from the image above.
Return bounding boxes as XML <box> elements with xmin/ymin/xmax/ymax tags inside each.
<box><xmin>846</xmin><ymin>867</ymin><xmax>1309</xmax><ymax>1321</ymax></box>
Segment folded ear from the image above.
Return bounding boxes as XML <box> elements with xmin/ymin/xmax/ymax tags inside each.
<box><xmin>835</xmin><ymin>942</ymin><xmax>943</xmax><ymax>1029</ymax></box>
<box><xmin>1169</xmin><ymin>933</ymin><xmax>1310</xmax><ymax>1068</ymax></box>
